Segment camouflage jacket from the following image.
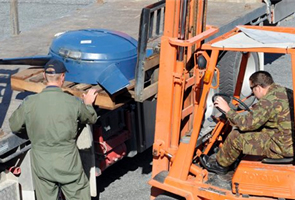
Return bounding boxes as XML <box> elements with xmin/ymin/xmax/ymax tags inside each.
<box><xmin>226</xmin><ymin>83</ymin><xmax>294</xmax><ymax>157</ymax></box>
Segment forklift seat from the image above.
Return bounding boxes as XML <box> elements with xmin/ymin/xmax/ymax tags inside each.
<box><xmin>261</xmin><ymin>157</ymin><xmax>293</xmax><ymax>164</ymax></box>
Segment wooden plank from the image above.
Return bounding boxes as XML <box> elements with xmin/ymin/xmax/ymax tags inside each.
<box><xmin>140</xmin><ymin>82</ymin><xmax>158</xmax><ymax>101</ymax></box>
<box><xmin>11</xmin><ymin>68</ymin><xmax>43</xmax><ymax>80</ymax></box>
<box><xmin>29</xmin><ymin>73</ymin><xmax>44</xmax><ymax>83</ymax></box>
<box><xmin>91</xmin><ymin>85</ymin><xmax>104</xmax><ymax>93</ymax></box>
<box><xmin>11</xmin><ymin>68</ymin><xmax>136</xmax><ymax>110</ymax></box>
<box><xmin>63</xmin><ymin>81</ymin><xmax>76</xmax><ymax>88</ymax></box>
<box><xmin>95</xmin><ymin>93</ymin><xmax>117</xmax><ymax>110</ymax></box>
<box><xmin>144</xmin><ymin>53</ymin><xmax>159</xmax><ymax>71</ymax></box>
<box><xmin>70</xmin><ymin>83</ymin><xmax>92</xmax><ymax>91</ymax></box>
<box><xmin>61</xmin><ymin>87</ymin><xmax>118</xmax><ymax>110</ymax></box>
<box><xmin>11</xmin><ymin>77</ymin><xmax>46</xmax><ymax>93</ymax></box>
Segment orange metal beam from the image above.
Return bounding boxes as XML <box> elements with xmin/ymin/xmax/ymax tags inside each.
<box><xmin>168</xmin><ymin>49</ymin><xmax>220</xmax><ymax>180</ymax></box>
<box><xmin>233</xmin><ymin>52</ymin><xmax>249</xmax><ymax>99</ymax></box>
<box><xmin>170</xmin><ymin>61</ymin><xmax>186</xmax><ymax>150</ymax></box>
<box><xmin>169</xmin><ymin>27</ymin><xmax>218</xmax><ymax>47</ymax></box>
<box><xmin>151</xmin><ymin>0</ymin><xmax>180</xmax><ymax>179</ymax></box>
<box><xmin>202</xmin><ymin>25</ymin><xmax>295</xmax><ymax>54</ymax></box>
<box><xmin>203</xmin><ymin>121</ymin><xmax>227</xmax><ymax>155</ymax></box>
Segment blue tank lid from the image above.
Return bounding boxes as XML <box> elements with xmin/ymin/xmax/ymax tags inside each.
<box><xmin>49</xmin><ymin>29</ymin><xmax>138</xmax><ymax>61</ymax></box>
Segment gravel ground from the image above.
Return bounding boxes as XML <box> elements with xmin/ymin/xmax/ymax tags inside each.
<box><xmin>0</xmin><ymin>1</ymin><xmax>96</xmax><ymax>41</ymax></box>
<box><xmin>96</xmin><ymin>147</ymin><xmax>153</xmax><ymax>200</ymax></box>
<box><xmin>264</xmin><ymin>15</ymin><xmax>295</xmax><ymax>89</ymax></box>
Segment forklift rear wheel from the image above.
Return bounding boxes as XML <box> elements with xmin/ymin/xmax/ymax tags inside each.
<box><xmin>217</xmin><ymin>51</ymin><xmax>260</xmax><ymax>105</ymax></box>
<box><xmin>202</xmin><ymin>51</ymin><xmax>259</xmax><ymax>126</ymax></box>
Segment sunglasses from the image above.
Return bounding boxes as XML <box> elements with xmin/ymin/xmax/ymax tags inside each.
<box><xmin>250</xmin><ymin>85</ymin><xmax>258</xmax><ymax>91</ymax></box>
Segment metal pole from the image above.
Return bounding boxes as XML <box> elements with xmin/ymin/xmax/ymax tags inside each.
<box><xmin>10</xmin><ymin>0</ymin><xmax>20</xmax><ymax>36</ymax></box>
<box><xmin>178</xmin><ymin>0</ymin><xmax>188</xmax><ymax>62</ymax></box>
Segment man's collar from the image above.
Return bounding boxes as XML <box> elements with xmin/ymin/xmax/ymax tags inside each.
<box><xmin>46</xmin><ymin>85</ymin><xmax>59</xmax><ymax>88</ymax></box>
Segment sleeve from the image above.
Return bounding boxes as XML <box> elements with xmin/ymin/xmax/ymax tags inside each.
<box><xmin>78</xmin><ymin>101</ymin><xmax>98</xmax><ymax>125</ymax></box>
<box><xmin>226</xmin><ymin>98</ymin><xmax>273</xmax><ymax>131</ymax></box>
<box><xmin>9</xmin><ymin>102</ymin><xmax>26</xmax><ymax>133</ymax></box>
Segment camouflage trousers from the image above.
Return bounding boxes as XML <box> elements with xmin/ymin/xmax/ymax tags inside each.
<box><xmin>216</xmin><ymin>129</ymin><xmax>284</xmax><ymax>167</ymax></box>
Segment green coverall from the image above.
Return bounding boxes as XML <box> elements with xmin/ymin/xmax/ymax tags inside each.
<box><xmin>9</xmin><ymin>87</ymin><xmax>98</xmax><ymax>200</ymax></box>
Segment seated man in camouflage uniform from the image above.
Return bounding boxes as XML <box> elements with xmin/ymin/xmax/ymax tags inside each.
<box><xmin>200</xmin><ymin>71</ymin><xmax>294</xmax><ymax>174</ymax></box>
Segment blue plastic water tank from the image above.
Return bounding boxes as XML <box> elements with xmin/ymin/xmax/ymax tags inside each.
<box><xmin>49</xmin><ymin>29</ymin><xmax>138</xmax><ymax>94</ymax></box>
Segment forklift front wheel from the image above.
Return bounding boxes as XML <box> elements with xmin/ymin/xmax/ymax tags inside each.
<box><xmin>155</xmin><ymin>193</ymin><xmax>185</xmax><ymax>200</ymax></box>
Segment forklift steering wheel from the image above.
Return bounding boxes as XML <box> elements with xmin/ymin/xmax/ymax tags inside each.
<box><xmin>212</xmin><ymin>93</ymin><xmax>251</xmax><ymax>115</ymax></box>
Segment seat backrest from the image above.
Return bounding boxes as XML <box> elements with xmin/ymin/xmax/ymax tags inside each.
<box><xmin>261</xmin><ymin>157</ymin><xmax>293</xmax><ymax>164</ymax></box>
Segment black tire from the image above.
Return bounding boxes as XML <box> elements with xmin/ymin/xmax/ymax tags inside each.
<box><xmin>217</xmin><ymin>51</ymin><xmax>260</xmax><ymax>105</ymax></box>
<box><xmin>155</xmin><ymin>193</ymin><xmax>185</xmax><ymax>200</ymax></box>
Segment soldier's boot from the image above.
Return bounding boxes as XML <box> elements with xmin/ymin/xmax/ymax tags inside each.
<box><xmin>199</xmin><ymin>154</ymin><xmax>229</xmax><ymax>175</ymax></box>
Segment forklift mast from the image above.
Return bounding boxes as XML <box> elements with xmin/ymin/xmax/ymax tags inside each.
<box><xmin>152</xmin><ymin>0</ymin><xmax>215</xmax><ymax>180</ymax></box>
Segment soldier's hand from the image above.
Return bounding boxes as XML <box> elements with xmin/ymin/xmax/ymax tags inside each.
<box><xmin>214</xmin><ymin>96</ymin><xmax>231</xmax><ymax>113</ymax></box>
<box><xmin>82</xmin><ymin>89</ymin><xmax>98</xmax><ymax>105</ymax></box>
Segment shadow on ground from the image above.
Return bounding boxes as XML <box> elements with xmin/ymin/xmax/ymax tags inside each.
<box><xmin>94</xmin><ymin>146</ymin><xmax>153</xmax><ymax>199</ymax></box>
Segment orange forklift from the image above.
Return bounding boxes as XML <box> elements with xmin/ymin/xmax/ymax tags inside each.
<box><xmin>150</xmin><ymin>0</ymin><xmax>295</xmax><ymax>199</ymax></box>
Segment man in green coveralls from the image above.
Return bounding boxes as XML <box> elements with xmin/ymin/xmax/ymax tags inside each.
<box><xmin>9</xmin><ymin>59</ymin><xmax>98</xmax><ymax>200</ymax></box>
<box><xmin>200</xmin><ymin>71</ymin><xmax>294</xmax><ymax>174</ymax></box>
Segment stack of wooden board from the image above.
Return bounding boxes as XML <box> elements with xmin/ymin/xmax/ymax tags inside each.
<box><xmin>11</xmin><ymin>68</ymin><xmax>135</xmax><ymax>110</ymax></box>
